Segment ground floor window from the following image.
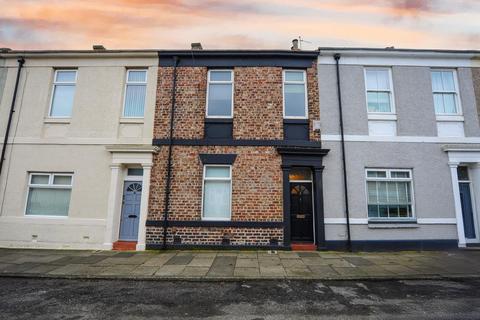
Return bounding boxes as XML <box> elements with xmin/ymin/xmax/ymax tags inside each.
<box><xmin>25</xmin><ymin>173</ymin><xmax>73</xmax><ymax>216</ymax></box>
<box><xmin>202</xmin><ymin>165</ymin><xmax>232</xmax><ymax>220</ymax></box>
<box><xmin>366</xmin><ymin>169</ymin><xmax>413</xmax><ymax>219</ymax></box>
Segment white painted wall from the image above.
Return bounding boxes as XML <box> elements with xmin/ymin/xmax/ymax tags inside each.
<box><xmin>0</xmin><ymin>53</ymin><xmax>158</xmax><ymax>249</ymax></box>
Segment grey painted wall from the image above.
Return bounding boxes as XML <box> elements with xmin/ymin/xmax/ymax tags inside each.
<box><xmin>319</xmin><ymin>64</ymin><xmax>480</xmax><ymax>137</ymax></box>
<box><xmin>0</xmin><ymin>59</ymin><xmax>6</xmax><ymax>114</ymax></box>
<box><xmin>458</xmin><ymin>67</ymin><xmax>480</xmax><ymax>137</ymax></box>
<box><xmin>319</xmin><ymin>64</ymin><xmax>368</xmax><ymax>135</ymax></box>
<box><xmin>392</xmin><ymin>66</ymin><xmax>437</xmax><ymax>136</ymax></box>
<box><xmin>322</xmin><ymin>140</ymin><xmax>457</xmax><ymax>240</ymax></box>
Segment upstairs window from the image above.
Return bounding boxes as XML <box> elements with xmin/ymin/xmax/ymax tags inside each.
<box><xmin>283</xmin><ymin>70</ymin><xmax>307</xmax><ymax>118</ymax></box>
<box><xmin>202</xmin><ymin>165</ymin><xmax>232</xmax><ymax>220</ymax></box>
<box><xmin>366</xmin><ymin>169</ymin><xmax>414</xmax><ymax>220</ymax></box>
<box><xmin>206</xmin><ymin>70</ymin><xmax>233</xmax><ymax>118</ymax></box>
<box><xmin>123</xmin><ymin>70</ymin><xmax>147</xmax><ymax>117</ymax></box>
<box><xmin>26</xmin><ymin>173</ymin><xmax>73</xmax><ymax>217</ymax></box>
<box><xmin>49</xmin><ymin>70</ymin><xmax>77</xmax><ymax>117</ymax></box>
<box><xmin>431</xmin><ymin>70</ymin><xmax>460</xmax><ymax>115</ymax></box>
<box><xmin>365</xmin><ymin>68</ymin><xmax>394</xmax><ymax>113</ymax></box>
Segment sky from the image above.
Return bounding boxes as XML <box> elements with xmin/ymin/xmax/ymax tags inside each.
<box><xmin>0</xmin><ymin>0</ymin><xmax>479</xmax><ymax>51</ymax></box>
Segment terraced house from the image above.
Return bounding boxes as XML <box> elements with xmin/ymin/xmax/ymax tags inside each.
<box><xmin>0</xmin><ymin>48</ymin><xmax>158</xmax><ymax>250</ymax></box>
<box><xmin>146</xmin><ymin>48</ymin><xmax>328</xmax><ymax>250</ymax></box>
<box><xmin>1</xmin><ymin>45</ymin><xmax>480</xmax><ymax>251</ymax></box>
<box><xmin>319</xmin><ymin>47</ymin><xmax>480</xmax><ymax>249</ymax></box>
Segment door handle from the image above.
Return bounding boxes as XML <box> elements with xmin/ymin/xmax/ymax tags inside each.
<box><xmin>128</xmin><ymin>215</ymin><xmax>138</xmax><ymax>218</ymax></box>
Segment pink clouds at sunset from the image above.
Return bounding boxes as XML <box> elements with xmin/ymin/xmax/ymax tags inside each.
<box><xmin>0</xmin><ymin>0</ymin><xmax>478</xmax><ymax>50</ymax></box>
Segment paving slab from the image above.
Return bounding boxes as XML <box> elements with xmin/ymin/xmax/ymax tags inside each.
<box><xmin>259</xmin><ymin>265</ymin><xmax>286</xmax><ymax>278</ymax></box>
<box><xmin>164</xmin><ymin>254</ymin><xmax>194</xmax><ymax>266</ymax></box>
<box><xmin>233</xmin><ymin>267</ymin><xmax>260</xmax><ymax>278</ymax></box>
<box><xmin>130</xmin><ymin>266</ymin><xmax>161</xmax><ymax>276</ymax></box>
<box><xmin>188</xmin><ymin>257</ymin><xmax>215</xmax><ymax>267</ymax></box>
<box><xmin>207</xmin><ymin>256</ymin><xmax>236</xmax><ymax>277</ymax></box>
<box><xmin>181</xmin><ymin>267</ymin><xmax>210</xmax><ymax>277</ymax></box>
<box><xmin>155</xmin><ymin>265</ymin><xmax>186</xmax><ymax>276</ymax></box>
<box><xmin>235</xmin><ymin>258</ymin><xmax>258</xmax><ymax>268</ymax></box>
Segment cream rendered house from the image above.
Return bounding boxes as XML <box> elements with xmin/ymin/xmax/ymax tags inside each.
<box><xmin>0</xmin><ymin>49</ymin><xmax>158</xmax><ymax>250</ymax></box>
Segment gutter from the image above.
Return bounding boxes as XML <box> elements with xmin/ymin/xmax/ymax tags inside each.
<box><xmin>333</xmin><ymin>54</ymin><xmax>352</xmax><ymax>251</ymax></box>
<box><xmin>162</xmin><ymin>56</ymin><xmax>179</xmax><ymax>250</ymax></box>
<box><xmin>0</xmin><ymin>57</ymin><xmax>24</xmax><ymax>177</ymax></box>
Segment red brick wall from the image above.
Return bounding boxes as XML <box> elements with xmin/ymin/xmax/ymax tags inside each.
<box><xmin>148</xmin><ymin>60</ymin><xmax>319</xmax><ymax>246</ymax></box>
<box><xmin>153</xmin><ymin>62</ymin><xmax>320</xmax><ymax>141</ymax></box>
<box><xmin>147</xmin><ymin>227</ymin><xmax>283</xmax><ymax>246</ymax></box>
<box><xmin>148</xmin><ymin>146</ymin><xmax>283</xmax><ymax>222</ymax></box>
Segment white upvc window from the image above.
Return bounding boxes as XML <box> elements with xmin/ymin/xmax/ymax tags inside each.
<box><xmin>431</xmin><ymin>69</ymin><xmax>461</xmax><ymax>115</ymax></box>
<box><xmin>283</xmin><ymin>70</ymin><xmax>308</xmax><ymax>119</ymax></box>
<box><xmin>123</xmin><ymin>69</ymin><xmax>147</xmax><ymax>118</ymax></box>
<box><xmin>201</xmin><ymin>165</ymin><xmax>232</xmax><ymax>220</ymax></box>
<box><xmin>49</xmin><ymin>70</ymin><xmax>77</xmax><ymax>118</ymax></box>
<box><xmin>365</xmin><ymin>169</ymin><xmax>414</xmax><ymax>220</ymax></box>
<box><xmin>206</xmin><ymin>70</ymin><xmax>234</xmax><ymax>118</ymax></box>
<box><xmin>25</xmin><ymin>173</ymin><xmax>73</xmax><ymax>217</ymax></box>
<box><xmin>364</xmin><ymin>68</ymin><xmax>395</xmax><ymax>114</ymax></box>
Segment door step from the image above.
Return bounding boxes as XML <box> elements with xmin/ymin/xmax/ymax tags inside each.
<box><xmin>291</xmin><ymin>243</ymin><xmax>317</xmax><ymax>251</ymax></box>
<box><xmin>113</xmin><ymin>241</ymin><xmax>137</xmax><ymax>251</ymax></box>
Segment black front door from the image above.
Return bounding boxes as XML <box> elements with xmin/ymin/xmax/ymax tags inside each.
<box><xmin>290</xmin><ymin>182</ymin><xmax>314</xmax><ymax>242</ymax></box>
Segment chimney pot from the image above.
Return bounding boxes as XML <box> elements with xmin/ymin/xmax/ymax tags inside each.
<box><xmin>191</xmin><ymin>42</ymin><xmax>203</xmax><ymax>50</ymax></box>
<box><xmin>291</xmin><ymin>39</ymin><xmax>299</xmax><ymax>51</ymax></box>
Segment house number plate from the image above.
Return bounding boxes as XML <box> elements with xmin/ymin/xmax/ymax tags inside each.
<box><xmin>296</xmin><ymin>214</ymin><xmax>306</xmax><ymax>219</ymax></box>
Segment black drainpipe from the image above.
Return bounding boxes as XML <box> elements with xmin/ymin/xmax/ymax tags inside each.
<box><xmin>162</xmin><ymin>56</ymin><xmax>179</xmax><ymax>250</ymax></box>
<box><xmin>0</xmin><ymin>57</ymin><xmax>25</xmax><ymax>177</ymax></box>
<box><xmin>333</xmin><ymin>53</ymin><xmax>352</xmax><ymax>251</ymax></box>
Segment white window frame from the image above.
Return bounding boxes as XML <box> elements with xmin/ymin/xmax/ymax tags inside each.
<box><xmin>48</xmin><ymin>69</ymin><xmax>77</xmax><ymax>118</ymax></box>
<box><xmin>24</xmin><ymin>172</ymin><xmax>74</xmax><ymax>217</ymax></box>
<box><xmin>206</xmin><ymin>70</ymin><xmax>234</xmax><ymax>119</ymax></box>
<box><xmin>431</xmin><ymin>68</ymin><xmax>462</xmax><ymax>117</ymax></box>
<box><xmin>365</xmin><ymin>168</ymin><xmax>415</xmax><ymax>221</ymax></box>
<box><xmin>364</xmin><ymin>67</ymin><xmax>396</xmax><ymax>116</ymax></box>
<box><xmin>122</xmin><ymin>69</ymin><xmax>148</xmax><ymax>118</ymax></box>
<box><xmin>201</xmin><ymin>165</ymin><xmax>232</xmax><ymax>221</ymax></box>
<box><xmin>283</xmin><ymin>69</ymin><xmax>308</xmax><ymax>119</ymax></box>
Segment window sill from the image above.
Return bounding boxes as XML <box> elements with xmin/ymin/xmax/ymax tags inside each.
<box><xmin>204</xmin><ymin>118</ymin><xmax>233</xmax><ymax>123</ymax></box>
<box><xmin>120</xmin><ymin>118</ymin><xmax>144</xmax><ymax>124</ymax></box>
<box><xmin>368</xmin><ymin>219</ymin><xmax>418</xmax><ymax>229</ymax></box>
<box><xmin>44</xmin><ymin>118</ymin><xmax>71</xmax><ymax>124</ymax></box>
<box><xmin>367</xmin><ymin>114</ymin><xmax>397</xmax><ymax>121</ymax></box>
<box><xmin>436</xmin><ymin>115</ymin><xmax>464</xmax><ymax>122</ymax></box>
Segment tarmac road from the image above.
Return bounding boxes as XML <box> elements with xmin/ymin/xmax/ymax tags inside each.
<box><xmin>0</xmin><ymin>277</ymin><xmax>479</xmax><ymax>319</ymax></box>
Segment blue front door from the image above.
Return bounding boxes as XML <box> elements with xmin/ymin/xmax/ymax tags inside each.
<box><xmin>459</xmin><ymin>182</ymin><xmax>476</xmax><ymax>240</ymax></box>
<box><xmin>119</xmin><ymin>181</ymin><xmax>142</xmax><ymax>241</ymax></box>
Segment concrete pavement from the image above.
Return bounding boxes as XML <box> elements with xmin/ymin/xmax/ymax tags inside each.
<box><xmin>0</xmin><ymin>248</ymin><xmax>479</xmax><ymax>280</ymax></box>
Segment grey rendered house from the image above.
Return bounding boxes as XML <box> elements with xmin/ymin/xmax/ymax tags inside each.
<box><xmin>319</xmin><ymin>47</ymin><xmax>480</xmax><ymax>249</ymax></box>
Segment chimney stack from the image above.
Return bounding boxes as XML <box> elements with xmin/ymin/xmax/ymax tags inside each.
<box><xmin>191</xmin><ymin>42</ymin><xmax>203</xmax><ymax>50</ymax></box>
<box><xmin>291</xmin><ymin>39</ymin><xmax>299</xmax><ymax>51</ymax></box>
<box><xmin>92</xmin><ymin>44</ymin><xmax>106</xmax><ymax>51</ymax></box>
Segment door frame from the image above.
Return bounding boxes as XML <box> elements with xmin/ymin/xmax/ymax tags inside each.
<box><xmin>119</xmin><ymin>180</ymin><xmax>143</xmax><ymax>241</ymax></box>
<box><xmin>277</xmin><ymin>146</ymin><xmax>329</xmax><ymax>249</ymax></box>
<box><xmin>289</xmin><ymin>178</ymin><xmax>315</xmax><ymax>243</ymax></box>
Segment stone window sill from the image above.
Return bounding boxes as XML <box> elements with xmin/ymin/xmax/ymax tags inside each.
<box><xmin>120</xmin><ymin>118</ymin><xmax>144</xmax><ymax>124</ymax></box>
<box><xmin>44</xmin><ymin>118</ymin><xmax>71</xmax><ymax>124</ymax></box>
<box><xmin>368</xmin><ymin>219</ymin><xmax>418</xmax><ymax>229</ymax></box>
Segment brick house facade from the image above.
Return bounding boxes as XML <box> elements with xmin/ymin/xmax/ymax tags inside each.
<box><xmin>146</xmin><ymin>51</ymin><xmax>329</xmax><ymax>249</ymax></box>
